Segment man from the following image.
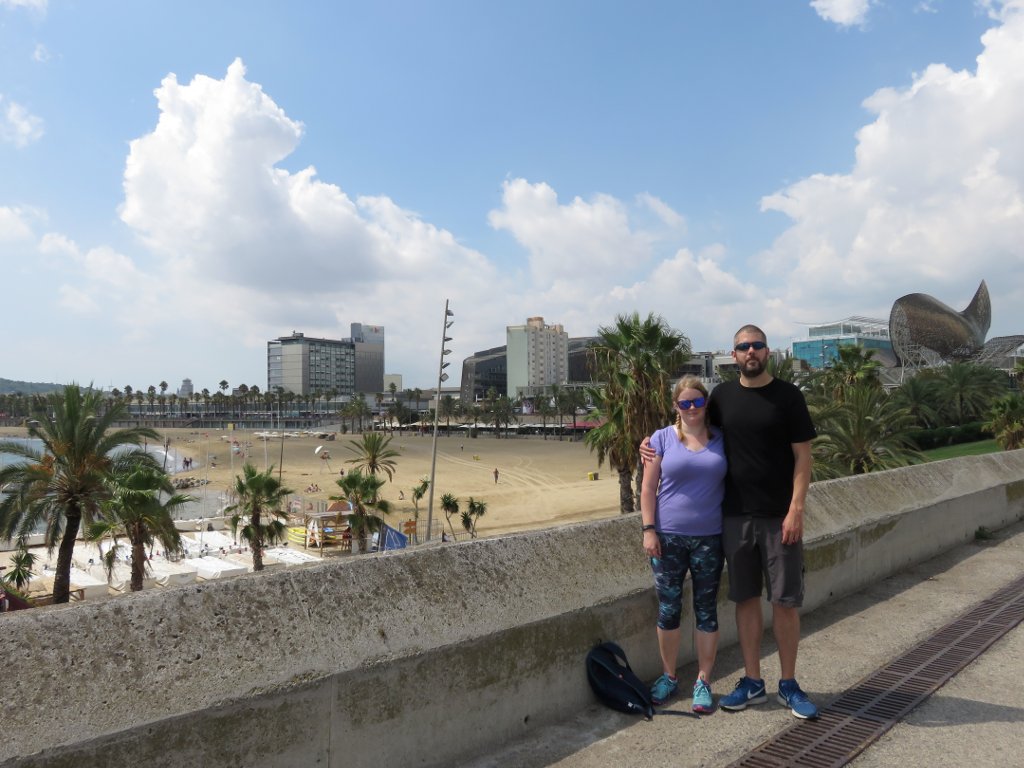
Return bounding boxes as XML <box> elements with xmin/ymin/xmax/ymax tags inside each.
<box><xmin>641</xmin><ymin>324</ymin><xmax>817</xmax><ymax>718</ymax></box>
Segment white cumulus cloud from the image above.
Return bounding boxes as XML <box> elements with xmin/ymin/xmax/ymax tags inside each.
<box><xmin>0</xmin><ymin>95</ymin><xmax>44</xmax><ymax>147</ymax></box>
<box><xmin>0</xmin><ymin>0</ymin><xmax>47</xmax><ymax>10</ymax></box>
<box><xmin>117</xmin><ymin>58</ymin><xmax>516</xmax><ymax>381</ymax></box>
<box><xmin>811</xmin><ymin>0</ymin><xmax>873</xmax><ymax>27</ymax></box>
<box><xmin>761</xmin><ymin>3</ymin><xmax>1024</xmax><ymax>333</ymax></box>
<box><xmin>487</xmin><ymin>178</ymin><xmax>661</xmax><ymax>283</ymax></box>
<box><xmin>0</xmin><ymin>206</ymin><xmax>36</xmax><ymax>241</ymax></box>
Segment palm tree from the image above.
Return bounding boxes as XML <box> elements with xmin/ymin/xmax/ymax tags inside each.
<box><xmin>439</xmin><ymin>395</ymin><xmax>457</xmax><ymax>436</ymax></box>
<box><xmin>536</xmin><ymin>395</ymin><xmax>555</xmax><ymax>440</ymax></box>
<box><xmin>586</xmin><ymin>312</ymin><xmax>689</xmax><ymax>510</ymax></box>
<box><xmin>489</xmin><ymin>394</ymin><xmax>516</xmax><ymax>437</ymax></box>
<box><xmin>392</xmin><ymin>402</ymin><xmax>412</xmax><ymax>433</ymax></box>
<box><xmin>0</xmin><ymin>385</ymin><xmax>159</xmax><ymax>603</ymax></box>
<box><xmin>226</xmin><ymin>463</ymin><xmax>293</xmax><ymax>571</ymax></box>
<box><xmin>809</xmin><ymin>345</ymin><xmax>881</xmax><ymax>404</ymax></box>
<box><xmin>461</xmin><ymin>497</ymin><xmax>487</xmax><ymax>538</ymax></box>
<box><xmin>983</xmin><ymin>394</ymin><xmax>1024</xmax><ymax>450</ymax></box>
<box><xmin>410</xmin><ymin>478</ymin><xmax>430</xmax><ymax>523</ymax></box>
<box><xmin>353</xmin><ymin>398</ymin><xmax>371</xmax><ymax>433</ymax></box>
<box><xmin>440</xmin><ymin>492</ymin><xmax>460</xmax><ymax>538</ymax></box>
<box><xmin>345</xmin><ymin>432</ymin><xmax>400</xmax><ymax>481</ymax></box>
<box><xmin>237</xmin><ymin>384</ymin><xmax>250</xmax><ymax>420</ymax></box>
<box><xmin>767</xmin><ymin>355</ymin><xmax>800</xmax><ymax>383</ymax></box>
<box><xmin>549</xmin><ymin>384</ymin><xmax>566</xmax><ymax>440</ymax></box>
<box><xmin>584</xmin><ymin>396</ymin><xmax>637</xmax><ymax>512</ymax></box>
<box><xmin>890</xmin><ymin>375</ymin><xmax>941</xmax><ymax>429</ymax></box>
<box><xmin>927</xmin><ymin>362</ymin><xmax>1007</xmax><ymax>426</ymax></box>
<box><xmin>811</xmin><ymin>384</ymin><xmax>924</xmax><ymax>479</ymax></box>
<box><xmin>88</xmin><ymin>462</ymin><xmax>191</xmax><ymax>591</ymax></box>
<box><xmin>1</xmin><ymin>543</ymin><xmax>36</xmax><ymax>592</ymax></box>
<box><xmin>331</xmin><ymin>470</ymin><xmax>390</xmax><ymax>553</ymax></box>
<box><xmin>565</xmin><ymin>388</ymin><xmax>585</xmax><ymax>437</ymax></box>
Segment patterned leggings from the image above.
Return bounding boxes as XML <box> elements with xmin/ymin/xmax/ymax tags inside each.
<box><xmin>652</xmin><ymin>533</ymin><xmax>724</xmax><ymax>633</ymax></box>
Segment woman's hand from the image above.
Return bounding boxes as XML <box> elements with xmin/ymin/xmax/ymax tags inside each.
<box><xmin>643</xmin><ymin>528</ymin><xmax>661</xmax><ymax>558</ymax></box>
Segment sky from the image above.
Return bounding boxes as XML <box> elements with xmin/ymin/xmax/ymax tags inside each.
<box><xmin>1</xmin><ymin>0</ymin><xmax>1023</xmax><ymax>394</ymax></box>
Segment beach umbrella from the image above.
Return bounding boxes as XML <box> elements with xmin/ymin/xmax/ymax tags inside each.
<box><xmin>315</xmin><ymin>445</ymin><xmax>331</xmax><ymax>472</ymax></box>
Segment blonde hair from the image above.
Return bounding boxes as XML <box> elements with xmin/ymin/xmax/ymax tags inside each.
<box><xmin>672</xmin><ymin>375</ymin><xmax>710</xmax><ymax>433</ymax></box>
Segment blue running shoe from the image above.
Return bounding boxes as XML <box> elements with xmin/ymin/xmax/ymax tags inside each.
<box><xmin>719</xmin><ymin>676</ymin><xmax>767</xmax><ymax>711</ymax></box>
<box><xmin>692</xmin><ymin>678</ymin><xmax>713</xmax><ymax>713</ymax></box>
<box><xmin>778</xmin><ymin>679</ymin><xmax>818</xmax><ymax>719</ymax></box>
<box><xmin>650</xmin><ymin>674</ymin><xmax>678</xmax><ymax>705</ymax></box>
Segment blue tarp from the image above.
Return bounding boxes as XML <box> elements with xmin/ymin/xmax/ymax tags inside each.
<box><xmin>377</xmin><ymin>523</ymin><xmax>408</xmax><ymax>551</ymax></box>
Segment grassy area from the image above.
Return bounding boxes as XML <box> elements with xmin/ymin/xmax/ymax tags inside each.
<box><xmin>921</xmin><ymin>439</ymin><xmax>1002</xmax><ymax>461</ymax></box>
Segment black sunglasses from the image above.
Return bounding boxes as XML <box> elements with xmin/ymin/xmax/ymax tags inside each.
<box><xmin>734</xmin><ymin>341</ymin><xmax>767</xmax><ymax>352</ymax></box>
<box><xmin>677</xmin><ymin>397</ymin><xmax>706</xmax><ymax>410</ymax></box>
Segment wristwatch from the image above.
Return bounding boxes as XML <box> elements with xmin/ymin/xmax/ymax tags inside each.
<box><xmin>641</xmin><ymin>524</ymin><xmax>656</xmax><ymax>532</ymax></box>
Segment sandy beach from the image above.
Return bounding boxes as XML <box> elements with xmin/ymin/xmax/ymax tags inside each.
<box><xmin>0</xmin><ymin>425</ymin><xmax>622</xmax><ymax>541</ymax></box>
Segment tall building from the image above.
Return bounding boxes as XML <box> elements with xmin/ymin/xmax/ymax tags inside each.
<box><xmin>383</xmin><ymin>373</ymin><xmax>403</xmax><ymax>397</ymax></box>
<box><xmin>351</xmin><ymin>323</ymin><xmax>385</xmax><ymax>395</ymax></box>
<box><xmin>267</xmin><ymin>332</ymin><xmax>356</xmax><ymax>397</ymax></box>
<box><xmin>506</xmin><ymin>317</ymin><xmax>569</xmax><ymax>398</ymax></box>
<box><xmin>460</xmin><ymin>345</ymin><xmax>508</xmax><ymax>403</ymax></box>
<box><xmin>177</xmin><ymin>378</ymin><xmax>194</xmax><ymax>399</ymax></box>
<box><xmin>567</xmin><ymin>337</ymin><xmax>600</xmax><ymax>383</ymax></box>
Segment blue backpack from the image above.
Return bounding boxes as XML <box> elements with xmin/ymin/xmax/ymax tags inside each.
<box><xmin>585</xmin><ymin>642</ymin><xmax>655</xmax><ymax>719</ymax></box>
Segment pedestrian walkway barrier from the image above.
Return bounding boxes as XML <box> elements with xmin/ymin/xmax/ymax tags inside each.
<box><xmin>3</xmin><ymin>452</ymin><xmax>1024</xmax><ymax>768</ymax></box>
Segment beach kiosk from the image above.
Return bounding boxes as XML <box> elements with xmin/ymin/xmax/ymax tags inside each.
<box><xmin>291</xmin><ymin>502</ymin><xmax>352</xmax><ymax>552</ymax></box>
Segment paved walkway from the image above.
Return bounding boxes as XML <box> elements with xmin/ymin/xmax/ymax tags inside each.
<box><xmin>464</xmin><ymin>520</ymin><xmax>1024</xmax><ymax>767</ymax></box>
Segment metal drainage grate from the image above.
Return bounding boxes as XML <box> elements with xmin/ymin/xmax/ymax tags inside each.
<box><xmin>726</xmin><ymin>573</ymin><xmax>1024</xmax><ymax>768</ymax></box>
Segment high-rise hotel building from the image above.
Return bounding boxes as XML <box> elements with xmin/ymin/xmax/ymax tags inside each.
<box><xmin>267</xmin><ymin>323</ymin><xmax>384</xmax><ymax>397</ymax></box>
<box><xmin>505</xmin><ymin>317</ymin><xmax>569</xmax><ymax>398</ymax></box>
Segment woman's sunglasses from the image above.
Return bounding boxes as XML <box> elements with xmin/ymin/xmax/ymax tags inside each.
<box><xmin>677</xmin><ymin>397</ymin><xmax>706</xmax><ymax>410</ymax></box>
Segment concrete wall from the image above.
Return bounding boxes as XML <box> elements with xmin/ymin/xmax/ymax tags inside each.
<box><xmin>3</xmin><ymin>451</ymin><xmax>1024</xmax><ymax>768</ymax></box>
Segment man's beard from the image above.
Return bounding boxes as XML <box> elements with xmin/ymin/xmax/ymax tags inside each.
<box><xmin>739</xmin><ymin>357</ymin><xmax>766</xmax><ymax>379</ymax></box>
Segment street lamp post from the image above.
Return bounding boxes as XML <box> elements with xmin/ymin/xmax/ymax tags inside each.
<box><xmin>425</xmin><ymin>300</ymin><xmax>454</xmax><ymax>542</ymax></box>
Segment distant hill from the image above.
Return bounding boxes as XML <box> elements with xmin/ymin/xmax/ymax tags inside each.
<box><xmin>0</xmin><ymin>378</ymin><xmax>63</xmax><ymax>395</ymax></box>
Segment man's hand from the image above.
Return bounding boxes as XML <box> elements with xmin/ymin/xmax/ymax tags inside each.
<box><xmin>639</xmin><ymin>436</ymin><xmax>656</xmax><ymax>464</ymax></box>
<box><xmin>781</xmin><ymin>505</ymin><xmax>804</xmax><ymax>545</ymax></box>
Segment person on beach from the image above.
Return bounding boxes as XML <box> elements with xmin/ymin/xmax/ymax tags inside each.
<box><xmin>641</xmin><ymin>375</ymin><xmax>726</xmax><ymax>713</ymax></box>
<box><xmin>641</xmin><ymin>324</ymin><xmax>817</xmax><ymax>719</ymax></box>
<box><xmin>493</xmin><ymin>467</ymin><xmax>499</xmax><ymax>484</ymax></box>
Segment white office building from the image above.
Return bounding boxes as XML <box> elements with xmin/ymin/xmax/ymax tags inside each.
<box><xmin>506</xmin><ymin>317</ymin><xmax>569</xmax><ymax>398</ymax></box>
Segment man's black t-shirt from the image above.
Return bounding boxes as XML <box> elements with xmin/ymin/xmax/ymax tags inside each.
<box><xmin>708</xmin><ymin>378</ymin><xmax>816</xmax><ymax>518</ymax></box>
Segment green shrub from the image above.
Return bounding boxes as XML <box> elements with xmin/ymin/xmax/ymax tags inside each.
<box><xmin>909</xmin><ymin>421</ymin><xmax>986</xmax><ymax>449</ymax></box>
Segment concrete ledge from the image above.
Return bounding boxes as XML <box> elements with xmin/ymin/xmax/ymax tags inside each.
<box><xmin>3</xmin><ymin>450</ymin><xmax>1024</xmax><ymax>767</ymax></box>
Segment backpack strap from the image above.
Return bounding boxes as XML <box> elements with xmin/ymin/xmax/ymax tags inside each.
<box><xmin>598</xmin><ymin>641</ymin><xmax>631</xmax><ymax>669</ymax></box>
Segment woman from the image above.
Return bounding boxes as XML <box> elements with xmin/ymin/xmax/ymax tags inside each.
<box><xmin>641</xmin><ymin>375</ymin><xmax>726</xmax><ymax>713</ymax></box>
